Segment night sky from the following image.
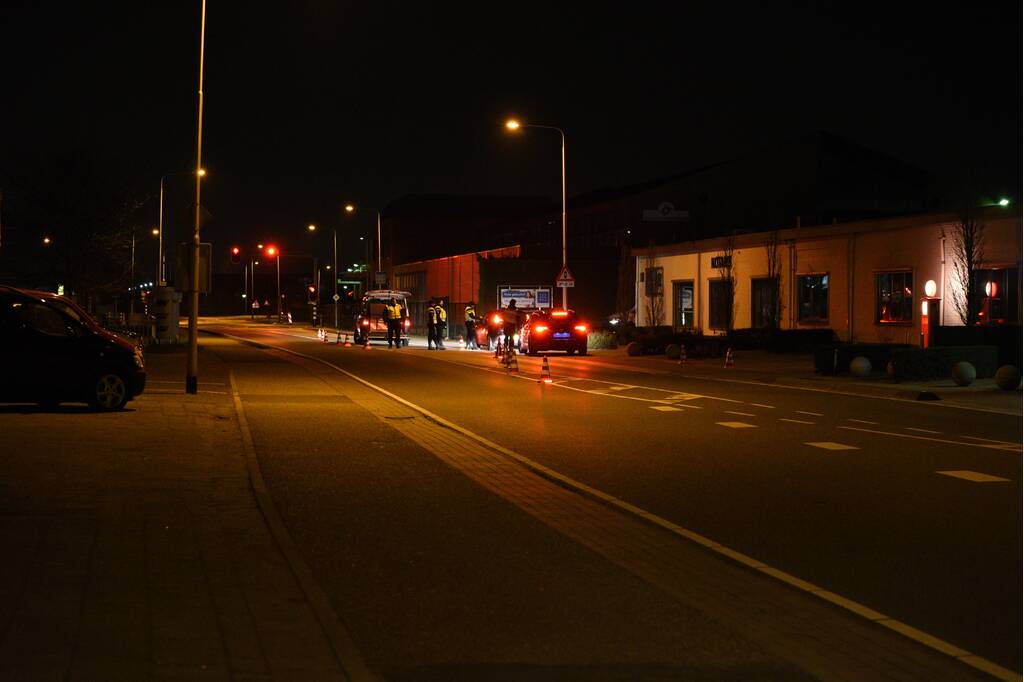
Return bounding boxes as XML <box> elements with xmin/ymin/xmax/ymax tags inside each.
<box><xmin>2</xmin><ymin>1</ymin><xmax>1019</xmax><ymax>261</ymax></box>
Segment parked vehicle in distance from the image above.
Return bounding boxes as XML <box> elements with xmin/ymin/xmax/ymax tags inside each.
<box><xmin>520</xmin><ymin>308</ymin><xmax>589</xmax><ymax>356</ymax></box>
<box><xmin>475</xmin><ymin>307</ymin><xmax>532</xmax><ymax>351</ymax></box>
<box><xmin>0</xmin><ymin>286</ymin><xmax>146</xmax><ymax>410</ymax></box>
<box><xmin>353</xmin><ymin>289</ymin><xmax>412</xmax><ymax>346</ymax></box>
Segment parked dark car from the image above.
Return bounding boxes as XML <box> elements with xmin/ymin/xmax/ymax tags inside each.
<box><xmin>520</xmin><ymin>308</ymin><xmax>589</xmax><ymax>356</ymax></box>
<box><xmin>0</xmin><ymin>286</ymin><xmax>146</xmax><ymax>410</ymax></box>
<box><xmin>475</xmin><ymin>308</ymin><xmax>531</xmax><ymax>351</ymax></box>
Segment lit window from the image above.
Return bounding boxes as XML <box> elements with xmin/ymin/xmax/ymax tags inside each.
<box><xmin>875</xmin><ymin>272</ymin><xmax>913</xmax><ymax>323</ymax></box>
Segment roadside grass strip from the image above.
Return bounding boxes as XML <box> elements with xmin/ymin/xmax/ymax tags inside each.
<box><xmin>936</xmin><ymin>470</ymin><xmax>1012</xmax><ymax>483</ymax></box>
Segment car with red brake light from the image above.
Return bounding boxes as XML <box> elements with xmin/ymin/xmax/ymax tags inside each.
<box><xmin>353</xmin><ymin>289</ymin><xmax>412</xmax><ymax>346</ymax></box>
<box><xmin>520</xmin><ymin>309</ymin><xmax>588</xmax><ymax>355</ymax></box>
<box><xmin>475</xmin><ymin>308</ymin><xmax>529</xmax><ymax>351</ymax></box>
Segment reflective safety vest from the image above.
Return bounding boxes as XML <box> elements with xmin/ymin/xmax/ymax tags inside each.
<box><xmin>465</xmin><ymin>305</ymin><xmax>476</xmax><ymax>322</ymax></box>
<box><xmin>436</xmin><ymin>306</ymin><xmax>447</xmax><ymax>323</ymax></box>
<box><xmin>385</xmin><ymin>303</ymin><xmax>402</xmax><ymax>319</ymax></box>
<box><xmin>427</xmin><ymin>307</ymin><xmax>437</xmax><ymax>324</ymax></box>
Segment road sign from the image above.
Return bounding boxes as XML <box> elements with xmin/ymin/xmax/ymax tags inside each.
<box><xmin>375</xmin><ymin>271</ymin><xmax>387</xmax><ymax>286</ymax></box>
<box><xmin>332</xmin><ymin>294</ymin><xmax>340</xmax><ymax>301</ymax></box>
<box><xmin>555</xmin><ymin>265</ymin><xmax>574</xmax><ymax>288</ymax></box>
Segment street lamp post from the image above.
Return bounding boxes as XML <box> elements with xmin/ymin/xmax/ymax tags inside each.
<box><xmin>333</xmin><ymin>228</ymin><xmax>338</xmax><ymax>328</ymax></box>
<box><xmin>186</xmin><ymin>0</ymin><xmax>208</xmax><ymax>395</ymax></box>
<box><xmin>505</xmin><ymin>118</ymin><xmax>569</xmax><ymax>309</ymax></box>
<box><xmin>345</xmin><ymin>204</ymin><xmax>383</xmax><ymax>287</ymax></box>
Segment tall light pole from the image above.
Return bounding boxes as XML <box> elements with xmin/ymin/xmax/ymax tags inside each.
<box><xmin>159</xmin><ymin>169</ymin><xmax>204</xmax><ymax>285</ymax></box>
<box><xmin>264</xmin><ymin>245</ymin><xmax>280</xmax><ymax>322</ymax></box>
<box><xmin>333</xmin><ymin>228</ymin><xmax>338</xmax><ymax>328</ymax></box>
<box><xmin>345</xmin><ymin>204</ymin><xmax>383</xmax><ymax>286</ymax></box>
<box><xmin>505</xmin><ymin>118</ymin><xmax>569</xmax><ymax>309</ymax></box>
<box><xmin>186</xmin><ymin>0</ymin><xmax>207</xmax><ymax>395</ymax></box>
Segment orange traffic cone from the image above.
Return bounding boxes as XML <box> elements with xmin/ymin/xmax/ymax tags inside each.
<box><xmin>495</xmin><ymin>338</ymin><xmax>503</xmax><ymax>361</ymax></box>
<box><xmin>724</xmin><ymin>347</ymin><xmax>734</xmax><ymax>368</ymax></box>
<box><xmin>343</xmin><ymin>333</ymin><xmax>352</xmax><ymax>347</ymax></box>
<box><xmin>335</xmin><ymin>329</ymin><xmax>342</xmax><ymax>344</ymax></box>
<box><xmin>458</xmin><ymin>335</ymin><xmax>465</xmax><ymax>350</ymax></box>
<box><xmin>539</xmin><ymin>356</ymin><xmax>553</xmax><ymax>383</ymax></box>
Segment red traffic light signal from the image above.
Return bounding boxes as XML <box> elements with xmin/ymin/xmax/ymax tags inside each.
<box><xmin>230</xmin><ymin>246</ymin><xmax>241</xmax><ymax>264</ymax></box>
<box><xmin>264</xmin><ymin>245</ymin><xmax>278</xmax><ymax>258</ymax></box>
<box><xmin>307</xmin><ymin>285</ymin><xmax>316</xmax><ymax>294</ymax></box>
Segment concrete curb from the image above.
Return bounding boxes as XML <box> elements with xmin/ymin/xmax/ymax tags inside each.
<box><xmin>227</xmin><ymin>369</ymin><xmax>377</xmax><ymax>682</ymax></box>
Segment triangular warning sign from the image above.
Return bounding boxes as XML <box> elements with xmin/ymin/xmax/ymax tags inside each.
<box><xmin>556</xmin><ymin>265</ymin><xmax>574</xmax><ymax>282</ymax></box>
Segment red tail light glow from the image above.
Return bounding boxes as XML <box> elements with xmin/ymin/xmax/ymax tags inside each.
<box><xmin>492</xmin><ymin>314</ymin><xmax>502</xmax><ymax>325</ymax></box>
<box><xmin>403</xmin><ymin>319</ymin><xmax>411</xmax><ymax>327</ymax></box>
<box><xmin>574</xmin><ymin>324</ymin><xmax>588</xmax><ymax>333</ymax></box>
<box><xmin>551</xmin><ymin>310</ymin><xmax>569</xmax><ymax>318</ymax></box>
<box><xmin>534</xmin><ymin>324</ymin><xmax>549</xmax><ymax>333</ymax></box>
<box><xmin>361</xmin><ymin>319</ymin><xmax>369</xmax><ymax>326</ymax></box>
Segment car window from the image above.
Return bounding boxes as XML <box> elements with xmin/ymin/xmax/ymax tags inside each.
<box><xmin>26</xmin><ymin>304</ymin><xmax>71</xmax><ymax>337</ymax></box>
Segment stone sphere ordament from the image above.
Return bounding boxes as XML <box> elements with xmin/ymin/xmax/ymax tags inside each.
<box><xmin>626</xmin><ymin>341</ymin><xmax>643</xmax><ymax>357</ymax></box>
<box><xmin>994</xmin><ymin>365</ymin><xmax>1021</xmax><ymax>391</ymax></box>
<box><xmin>849</xmin><ymin>356</ymin><xmax>872</xmax><ymax>377</ymax></box>
<box><xmin>951</xmin><ymin>361</ymin><xmax>976</xmax><ymax>387</ymax></box>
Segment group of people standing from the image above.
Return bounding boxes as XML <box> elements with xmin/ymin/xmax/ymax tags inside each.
<box><xmin>425</xmin><ymin>299</ymin><xmax>448</xmax><ymax>350</ymax></box>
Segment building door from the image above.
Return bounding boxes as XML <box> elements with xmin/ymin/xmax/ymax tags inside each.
<box><xmin>673</xmin><ymin>281</ymin><xmax>694</xmax><ymax>330</ymax></box>
<box><xmin>751</xmin><ymin>277</ymin><xmax>779</xmax><ymax>328</ymax></box>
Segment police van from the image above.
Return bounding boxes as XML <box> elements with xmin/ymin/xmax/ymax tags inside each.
<box><xmin>354</xmin><ymin>289</ymin><xmax>412</xmax><ymax>346</ymax></box>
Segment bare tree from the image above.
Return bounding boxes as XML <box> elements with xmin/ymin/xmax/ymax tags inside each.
<box><xmin>944</xmin><ymin>206</ymin><xmax>985</xmax><ymax>325</ymax></box>
<box><xmin>716</xmin><ymin>236</ymin><xmax>736</xmax><ymax>331</ymax></box>
<box><xmin>642</xmin><ymin>242</ymin><xmax>664</xmax><ymax>327</ymax></box>
<box><xmin>764</xmin><ymin>230</ymin><xmax>782</xmax><ymax>329</ymax></box>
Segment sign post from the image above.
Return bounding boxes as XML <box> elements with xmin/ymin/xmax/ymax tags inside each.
<box><xmin>555</xmin><ymin>265</ymin><xmax>575</xmax><ymax>307</ymax></box>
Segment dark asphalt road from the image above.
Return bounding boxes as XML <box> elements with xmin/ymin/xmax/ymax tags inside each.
<box><xmin>208</xmin><ymin>323</ymin><xmax>1022</xmax><ymax>676</ymax></box>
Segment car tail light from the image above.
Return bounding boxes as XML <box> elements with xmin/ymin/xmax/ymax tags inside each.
<box><xmin>551</xmin><ymin>310</ymin><xmax>569</xmax><ymax>318</ymax></box>
<box><xmin>574</xmin><ymin>324</ymin><xmax>588</xmax><ymax>333</ymax></box>
<box><xmin>492</xmin><ymin>314</ymin><xmax>502</xmax><ymax>325</ymax></box>
<box><xmin>361</xmin><ymin>319</ymin><xmax>370</xmax><ymax>326</ymax></box>
<box><xmin>534</xmin><ymin>324</ymin><xmax>549</xmax><ymax>333</ymax></box>
<box><xmin>403</xmin><ymin>319</ymin><xmax>411</xmax><ymax>327</ymax></box>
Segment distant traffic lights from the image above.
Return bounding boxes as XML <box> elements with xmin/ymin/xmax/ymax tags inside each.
<box><xmin>230</xmin><ymin>246</ymin><xmax>241</xmax><ymax>264</ymax></box>
<box><xmin>307</xmin><ymin>285</ymin><xmax>316</xmax><ymax>302</ymax></box>
<box><xmin>264</xmin><ymin>245</ymin><xmax>278</xmax><ymax>258</ymax></box>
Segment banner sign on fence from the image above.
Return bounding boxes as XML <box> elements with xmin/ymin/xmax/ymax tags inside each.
<box><xmin>497</xmin><ymin>286</ymin><xmax>552</xmax><ymax>311</ymax></box>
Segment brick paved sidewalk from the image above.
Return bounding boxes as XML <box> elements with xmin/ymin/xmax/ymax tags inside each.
<box><xmin>0</xmin><ymin>346</ymin><xmax>359</xmax><ymax>681</ymax></box>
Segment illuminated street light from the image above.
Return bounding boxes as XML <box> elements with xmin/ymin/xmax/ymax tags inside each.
<box><xmin>308</xmin><ymin>224</ymin><xmax>317</xmax><ymax>231</ymax></box>
<box><xmin>345</xmin><ymin>203</ymin><xmax>383</xmax><ymax>275</ymax></box>
<box><xmin>999</xmin><ymin>198</ymin><xmax>1010</xmax><ymax>207</ymax></box>
<box><xmin>151</xmin><ymin>227</ymin><xmax>159</xmax><ymax>236</ymax></box>
<box><xmin>42</xmin><ymin>236</ymin><xmax>51</xmax><ymax>245</ymax></box>
<box><xmin>504</xmin><ymin>117</ymin><xmax>569</xmax><ymax>308</ymax></box>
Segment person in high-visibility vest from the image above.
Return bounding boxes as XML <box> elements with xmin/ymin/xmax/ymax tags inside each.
<box><xmin>433</xmin><ymin>300</ymin><xmax>447</xmax><ymax>350</ymax></box>
<box><xmin>384</xmin><ymin>298</ymin><xmax>403</xmax><ymax>348</ymax></box>
<box><xmin>426</xmin><ymin>299</ymin><xmax>437</xmax><ymax>350</ymax></box>
<box><xmin>464</xmin><ymin>301</ymin><xmax>478</xmax><ymax>349</ymax></box>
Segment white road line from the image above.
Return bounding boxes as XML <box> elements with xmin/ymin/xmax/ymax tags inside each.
<box><xmin>208</xmin><ymin>327</ymin><xmax>1020</xmax><ymax>682</ymax></box>
<box><xmin>806</xmin><ymin>442</ymin><xmax>859</xmax><ymax>451</ymax></box>
<box><xmin>839</xmin><ymin>426</ymin><xmax>1022</xmax><ymax>452</ymax></box>
<box><xmin>748</xmin><ymin>403</ymin><xmax>775</xmax><ymax>409</ymax></box>
<box><xmin>795</xmin><ymin>410</ymin><xmax>823</xmax><ymax>417</ymax></box>
<box><xmin>672</xmin><ymin>403</ymin><xmax>703</xmax><ymax>409</ymax></box>
<box><xmin>846</xmin><ymin>418</ymin><xmax>877</xmax><ymax>424</ymax></box>
<box><xmin>936</xmin><ymin>470</ymin><xmax>1011</xmax><ymax>483</ymax></box>
<box><xmin>716</xmin><ymin>421</ymin><xmax>757</xmax><ymax>429</ymax></box>
<box><xmin>906</xmin><ymin>427</ymin><xmax>941</xmax><ymax>434</ymax></box>
<box><xmin>961</xmin><ymin>435</ymin><xmax>1021</xmax><ymax>446</ymax></box>
<box><xmin>650</xmin><ymin>405</ymin><xmax>683</xmax><ymax>412</ymax></box>
<box><xmin>779</xmin><ymin>418</ymin><xmax>815</xmax><ymax>425</ymax></box>
<box><xmin>724</xmin><ymin>410</ymin><xmax>756</xmax><ymax>417</ymax></box>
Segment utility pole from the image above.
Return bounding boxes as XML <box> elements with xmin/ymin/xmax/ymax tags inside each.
<box><xmin>186</xmin><ymin>0</ymin><xmax>207</xmax><ymax>395</ymax></box>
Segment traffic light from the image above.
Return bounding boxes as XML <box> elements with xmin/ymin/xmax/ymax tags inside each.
<box><xmin>230</xmin><ymin>246</ymin><xmax>241</xmax><ymax>264</ymax></box>
<box><xmin>264</xmin><ymin>245</ymin><xmax>278</xmax><ymax>258</ymax></box>
<box><xmin>307</xmin><ymin>285</ymin><xmax>316</xmax><ymax>303</ymax></box>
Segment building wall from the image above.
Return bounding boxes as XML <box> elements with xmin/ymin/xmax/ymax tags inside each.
<box><xmin>635</xmin><ymin>210</ymin><xmax>1022</xmax><ymax>343</ymax></box>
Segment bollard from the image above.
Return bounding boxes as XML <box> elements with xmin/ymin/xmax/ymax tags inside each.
<box><xmin>724</xmin><ymin>347</ymin><xmax>735</xmax><ymax>368</ymax></box>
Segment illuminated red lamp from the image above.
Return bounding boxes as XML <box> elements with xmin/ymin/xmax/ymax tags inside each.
<box><xmin>264</xmin><ymin>245</ymin><xmax>278</xmax><ymax>257</ymax></box>
<box><xmin>574</xmin><ymin>324</ymin><xmax>588</xmax><ymax>333</ymax></box>
<box><xmin>533</xmin><ymin>324</ymin><xmax>549</xmax><ymax>333</ymax></box>
<box><xmin>551</xmin><ymin>310</ymin><xmax>569</xmax><ymax>318</ymax></box>
<box><xmin>492</xmin><ymin>313</ymin><xmax>502</xmax><ymax>325</ymax></box>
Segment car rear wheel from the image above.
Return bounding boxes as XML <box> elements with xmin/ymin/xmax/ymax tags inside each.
<box><xmin>566</xmin><ymin>347</ymin><xmax>576</xmax><ymax>356</ymax></box>
<box><xmin>577</xmin><ymin>345</ymin><xmax>588</xmax><ymax>356</ymax></box>
<box><xmin>89</xmin><ymin>373</ymin><xmax>129</xmax><ymax>411</ymax></box>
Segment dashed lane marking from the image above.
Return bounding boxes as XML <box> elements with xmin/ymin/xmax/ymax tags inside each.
<box><xmin>779</xmin><ymin>418</ymin><xmax>815</xmax><ymax>425</ymax></box>
<box><xmin>840</xmin><ymin>426</ymin><xmax>1023</xmax><ymax>452</ymax></box>
<box><xmin>672</xmin><ymin>403</ymin><xmax>703</xmax><ymax>409</ymax></box>
<box><xmin>906</xmin><ymin>427</ymin><xmax>941</xmax><ymax>434</ymax></box>
<box><xmin>724</xmin><ymin>410</ymin><xmax>756</xmax><ymax>417</ymax></box>
<box><xmin>936</xmin><ymin>470</ymin><xmax>1012</xmax><ymax>483</ymax></box>
<box><xmin>796</xmin><ymin>410</ymin><xmax>823</xmax><ymax>417</ymax></box>
<box><xmin>847</xmin><ymin>418</ymin><xmax>878</xmax><ymax>425</ymax></box>
<box><xmin>716</xmin><ymin>421</ymin><xmax>757</xmax><ymax>429</ymax></box>
<box><xmin>961</xmin><ymin>435</ymin><xmax>1021</xmax><ymax>446</ymax></box>
<box><xmin>806</xmin><ymin>442</ymin><xmax>859</xmax><ymax>451</ymax></box>
<box><xmin>748</xmin><ymin>403</ymin><xmax>775</xmax><ymax>409</ymax></box>
<box><xmin>650</xmin><ymin>405</ymin><xmax>684</xmax><ymax>412</ymax></box>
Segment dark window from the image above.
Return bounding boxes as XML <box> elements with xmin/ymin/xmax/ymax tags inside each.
<box><xmin>751</xmin><ymin>277</ymin><xmax>780</xmax><ymax>328</ymax></box>
<box><xmin>644</xmin><ymin>267</ymin><xmax>664</xmax><ymax>297</ymax></box>
<box><xmin>709</xmin><ymin>279</ymin><xmax>733</xmax><ymax>330</ymax></box>
<box><xmin>876</xmin><ymin>272</ymin><xmax>913</xmax><ymax>323</ymax></box>
<box><xmin>973</xmin><ymin>267</ymin><xmax>1019</xmax><ymax>325</ymax></box>
<box><xmin>797</xmin><ymin>274</ymin><xmax>829</xmax><ymax>322</ymax></box>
